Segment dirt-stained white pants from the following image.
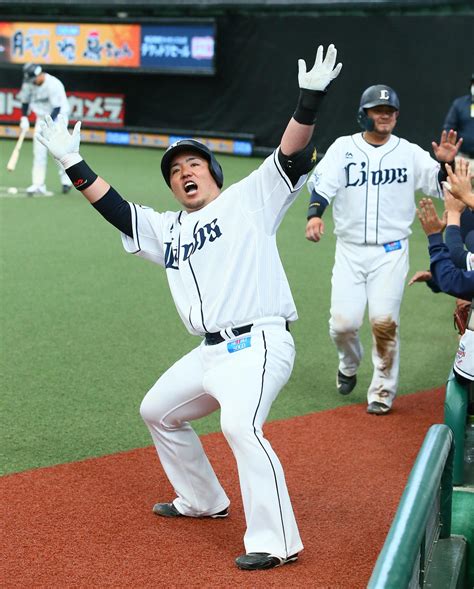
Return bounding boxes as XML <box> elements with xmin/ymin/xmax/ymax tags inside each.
<box><xmin>140</xmin><ymin>317</ymin><xmax>303</xmax><ymax>559</ymax></box>
<box><xmin>329</xmin><ymin>238</ymin><xmax>409</xmax><ymax>407</ymax></box>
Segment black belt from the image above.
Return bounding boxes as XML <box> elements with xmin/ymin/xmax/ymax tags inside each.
<box><xmin>204</xmin><ymin>322</ymin><xmax>290</xmax><ymax>346</ymax></box>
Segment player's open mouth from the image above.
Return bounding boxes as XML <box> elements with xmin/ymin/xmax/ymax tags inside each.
<box><xmin>184</xmin><ymin>181</ymin><xmax>198</xmax><ymax>194</ymax></box>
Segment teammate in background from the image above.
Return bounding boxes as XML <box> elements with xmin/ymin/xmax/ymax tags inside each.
<box><xmin>17</xmin><ymin>63</ymin><xmax>72</xmax><ymax>196</ymax></box>
<box><xmin>410</xmin><ymin>193</ymin><xmax>474</xmax><ymax>295</ymax></box>
<box><xmin>409</xmin><ymin>160</ymin><xmax>474</xmax><ymax>284</ymax></box>
<box><xmin>415</xmin><ymin>192</ymin><xmax>474</xmax><ymax>385</ymax></box>
<box><xmin>409</xmin><ymin>178</ymin><xmax>473</xmax><ymax>336</ymax></box>
<box><xmin>443</xmin><ymin>74</ymin><xmax>474</xmax><ymax>170</ymax></box>
<box><xmin>37</xmin><ymin>45</ymin><xmax>342</xmax><ymax>571</ymax></box>
<box><xmin>305</xmin><ymin>85</ymin><xmax>461</xmax><ymax>415</ymax></box>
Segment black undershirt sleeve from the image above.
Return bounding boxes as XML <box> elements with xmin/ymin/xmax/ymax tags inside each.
<box><xmin>438</xmin><ymin>160</ymin><xmax>454</xmax><ymax>186</ymax></box>
<box><xmin>92</xmin><ymin>186</ymin><xmax>133</xmax><ymax>237</ymax></box>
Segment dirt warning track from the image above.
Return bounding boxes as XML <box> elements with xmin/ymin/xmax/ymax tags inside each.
<box><xmin>2</xmin><ymin>388</ymin><xmax>444</xmax><ymax>588</ymax></box>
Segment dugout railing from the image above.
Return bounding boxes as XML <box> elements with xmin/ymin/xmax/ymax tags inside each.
<box><xmin>445</xmin><ymin>370</ymin><xmax>470</xmax><ymax>486</ymax></box>
<box><xmin>367</xmin><ymin>424</ymin><xmax>467</xmax><ymax>589</ymax></box>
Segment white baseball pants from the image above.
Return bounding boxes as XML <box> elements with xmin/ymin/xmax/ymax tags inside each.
<box><xmin>329</xmin><ymin>238</ymin><xmax>409</xmax><ymax>407</ymax></box>
<box><xmin>32</xmin><ymin>117</ymin><xmax>72</xmax><ymax>188</ymax></box>
<box><xmin>140</xmin><ymin>317</ymin><xmax>303</xmax><ymax>558</ymax></box>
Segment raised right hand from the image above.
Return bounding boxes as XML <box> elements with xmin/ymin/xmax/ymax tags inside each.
<box><xmin>37</xmin><ymin>114</ymin><xmax>81</xmax><ymax>164</ymax></box>
<box><xmin>305</xmin><ymin>217</ymin><xmax>325</xmax><ymax>242</ymax></box>
<box><xmin>444</xmin><ymin>159</ymin><xmax>474</xmax><ymax>206</ymax></box>
<box><xmin>298</xmin><ymin>44</ymin><xmax>342</xmax><ymax>92</ymax></box>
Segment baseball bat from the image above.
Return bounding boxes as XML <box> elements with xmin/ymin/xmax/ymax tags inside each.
<box><xmin>7</xmin><ymin>128</ymin><xmax>27</xmax><ymax>172</ymax></box>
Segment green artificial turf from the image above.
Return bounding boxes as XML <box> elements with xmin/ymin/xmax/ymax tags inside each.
<box><xmin>0</xmin><ymin>139</ymin><xmax>457</xmax><ymax>474</ymax></box>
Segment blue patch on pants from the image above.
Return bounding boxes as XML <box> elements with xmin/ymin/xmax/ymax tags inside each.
<box><xmin>227</xmin><ymin>336</ymin><xmax>251</xmax><ymax>353</ymax></box>
<box><xmin>383</xmin><ymin>240</ymin><xmax>402</xmax><ymax>253</ymax></box>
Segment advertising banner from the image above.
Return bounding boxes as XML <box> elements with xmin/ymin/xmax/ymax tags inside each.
<box><xmin>140</xmin><ymin>23</ymin><xmax>215</xmax><ymax>73</ymax></box>
<box><xmin>0</xmin><ymin>87</ymin><xmax>125</xmax><ymax>127</ymax></box>
<box><xmin>0</xmin><ymin>21</ymin><xmax>215</xmax><ymax>73</ymax></box>
<box><xmin>0</xmin><ymin>22</ymin><xmax>140</xmax><ymax>68</ymax></box>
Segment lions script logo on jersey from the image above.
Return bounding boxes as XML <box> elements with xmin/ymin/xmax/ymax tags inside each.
<box><xmin>345</xmin><ymin>161</ymin><xmax>408</xmax><ymax>187</ymax></box>
<box><xmin>164</xmin><ymin>218</ymin><xmax>223</xmax><ymax>269</ymax></box>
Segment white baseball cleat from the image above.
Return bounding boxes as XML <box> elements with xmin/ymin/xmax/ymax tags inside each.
<box><xmin>26</xmin><ymin>184</ymin><xmax>48</xmax><ymax>196</ymax></box>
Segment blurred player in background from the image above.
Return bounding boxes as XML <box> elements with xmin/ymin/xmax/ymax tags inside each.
<box><xmin>304</xmin><ymin>84</ymin><xmax>461</xmax><ymax>415</ymax></box>
<box><xmin>443</xmin><ymin>73</ymin><xmax>474</xmax><ymax>170</ymax></box>
<box><xmin>17</xmin><ymin>63</ymin><xmax>72</xmax><ymax>196</ymax></box>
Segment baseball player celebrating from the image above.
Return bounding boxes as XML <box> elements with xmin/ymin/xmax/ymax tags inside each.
<box><xmin>305</xmin><ymin>84</ymin><xmax>461</xmax><ymax>415</ymax></box>
<box><xmin>37</xmin><ymin>45</ymin><xmax>342</xmax><ymax>570</ymax></box>
<box><xmin>17</xmin><ymin>63</ymin><xmax>72</xmax><ymax>195</ymax></box>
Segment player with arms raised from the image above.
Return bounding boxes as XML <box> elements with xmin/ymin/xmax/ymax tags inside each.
<box><xmin>38</xmin><ymin>45</ymin><xmax>342</xmax><ymax>570</ymax></box>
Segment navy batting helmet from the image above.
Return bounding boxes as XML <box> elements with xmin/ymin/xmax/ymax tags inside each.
<box><xmin>161</xmin><ymin>139</ymin><xmax>224</xmax><ymax>188</ymax></box>
<box><xmin>357</xmin><ymin>84</ymin><xmax>400</xmax><ymax>131</ymax></box>
<box><xmin>23</xmin><ymin>62</ymin><xmax>42</xmax><ymax>81</ymax></box>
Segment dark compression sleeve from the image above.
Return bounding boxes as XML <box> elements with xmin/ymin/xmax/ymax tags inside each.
<box><xmin>438</xmin><ymin>160</ymin><xmax>454</xmax><ymax>186</ymax></box>
<box><xmin>92</xmin><ymin>186</ymin><xmax>133</xmax><ymax>237</ymax></box>
<box><xmin>307</xmin><ymin>189</ymin><xmax>329</xmax><ymax>219</ymax></box>
<box><xmin>293</xmin><ymin>89</ymin><xmax>327</xmax><ymax>125</ymax></box>
<box><xmin>278</xmin><ymin>142</ymin><xmax>317</xmax><ymax>186</ymax></box>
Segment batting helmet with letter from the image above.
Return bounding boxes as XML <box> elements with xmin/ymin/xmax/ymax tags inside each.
<box><xmin>161</xmin><ymin>139</ymin><xmax>224</xmax><ymax>188</ymax></box>
<box><xmin>357</xmin><ymin>84</ymin><xmax>400</xmax><ymax>131</ymax></box>
<box><xmin>23</xmin><ymin>63</ymin><xmax>43</xmax><ymax>81</ymax></box>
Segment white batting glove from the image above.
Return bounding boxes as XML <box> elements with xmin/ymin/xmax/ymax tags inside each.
<box><xmin>298</xmin><ymin>44</ymin><xmax>342</xmax><ymax>91</ymax></box>
<box><xmin>19</xmin><ymin>116</ymin><xmax>30</xmax><ymax>131</ymax></box>
<box><xmin>37</xmin><ymin>114</ymin><xmax>82</xmax><ymax>168</ymax></box>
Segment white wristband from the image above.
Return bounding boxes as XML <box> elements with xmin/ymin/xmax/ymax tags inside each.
<box><xmin>60</xmin><ymin>153</ymin><xmax>83</xmax><ymax>169</ymax></box>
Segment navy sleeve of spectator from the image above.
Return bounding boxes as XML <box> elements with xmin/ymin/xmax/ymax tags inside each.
<box><xmin>428</xmin><ymin>233</ymin><xmax>474</xmax><ymax>299</ymax></box>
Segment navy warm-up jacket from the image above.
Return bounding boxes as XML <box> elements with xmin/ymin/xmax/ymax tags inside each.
<box><xmin>428</xmin><ymin>233</ymin><xmax>474</xmax><ymax>299</ymax></box>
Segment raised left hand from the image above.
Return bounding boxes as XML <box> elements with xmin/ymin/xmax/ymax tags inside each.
<box><xmin>431</xmin><ymin>129</ymin><xmax>463</xmax><ymax>162</ymax></box>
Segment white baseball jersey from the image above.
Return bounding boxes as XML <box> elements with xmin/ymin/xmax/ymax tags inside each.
<box><xmin>121</xmin><ymin>149</ymin><xmax>306</xmax><ymax>335</ymax></box>
<box><xmin>307</xmin><ymin>133</ymin><xmax>443</xmax><ymax>244</ymax></box>
<box><xmin>18</xmin><ymin>73</ymin><xmax>70</xmax><ymax>118</ymax></box>
<box><xmin>454</xmin><ymin>329</ymin><xmax>474</xmax><ymax>381</ymax></box>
